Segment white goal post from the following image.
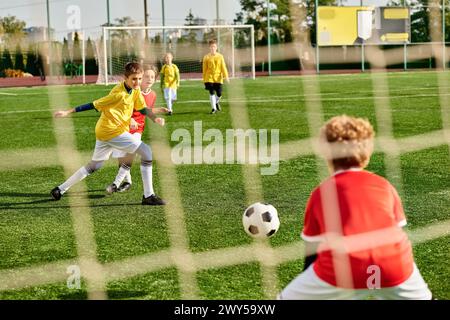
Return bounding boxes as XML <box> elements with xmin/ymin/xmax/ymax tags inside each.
<box><xmin>98</xmin><ymin>24</ymin><xmax>255</xmax><ymax>85</ymax></box>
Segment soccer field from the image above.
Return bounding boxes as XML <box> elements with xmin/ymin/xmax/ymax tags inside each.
<box><xmin>0</xmin><ymin>71</ymin><xmax>449</xmax><ymax>300</ymax></box>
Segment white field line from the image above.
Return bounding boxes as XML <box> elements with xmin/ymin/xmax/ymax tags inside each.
<box><xmin>0</xmin><ymin>109</ymin><xmax>53</xmax><ymax>114</ymax></box>
<box><xmin>167</xmin><ymin>92</ymin><xmax>450</xmax><ymax>105</ymax></box>
<box><xmin>0</xmin><ymin>218</ymin><xmax>448</xmax><ymax>292</ymax></box>
<box><xmin>254</xmin><ymin>70</ymin><xmax>450</xmax><ymax>83</ymax></box>
<box><xmin>1</xmin><ymin>82</ymin><xmax>448</xmax><ymax>98</ymax></box>
<box><xmin>0</xmin><ymin>149</ymin><xmax>110</xmax><ymax>172</ymax></box>
<box><xmin>3</xmin><ymin>90</ymin><xmax>448</xmax><ymax>115</ymax></box>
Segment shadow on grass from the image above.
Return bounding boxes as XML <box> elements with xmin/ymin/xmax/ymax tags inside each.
<box><xmin>0</xmin><ymin>201</ymin><xmax>144</xmax><ymax>211</ymax></box>
<box><xmin>0</xmin><ymin>192</ymin><xmax>51</xmax><ymax>198</ymax></box>
<box><xmin>0</xmin><ymin>190</ymin><xmax>137</xmax><ymax>209</ymax></box>
<box><xmin>31</xmin><ymin>115</ymin><xmax>100</xmax><ymax>120</ymax></box>
<box><xmin>167</xmin><ymin>110</ymin><xmax>199</xmax><ymax>115</ymax></box>
<box><xmin>106</xmin><ymin>290</ymin><xmax>152</xmax><ymax>300</ymax></box>
<box><xmin>58</xmin><ymin>290</ymin><xmax>89</xmax><ymax>300</ymax></box>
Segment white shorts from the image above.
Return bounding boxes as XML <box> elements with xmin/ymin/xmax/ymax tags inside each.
<box><xmin>164</xmin><ymin>87</ymin><xmax>177</xmax><ymax>101</ymax></box>
<box><xmin>92</xmin><ymin>132</ymin><xmax>142</xmax><ymax>161</ymax></box>
<box><xmin>111</xmin><ymin>132</ymin><xmax>142</xmax><ymax>158</ymax></box>
<box><xmin>278</xmin><ymin>263</ymin><xmax>432</xmax><ymax>300</ymax></box>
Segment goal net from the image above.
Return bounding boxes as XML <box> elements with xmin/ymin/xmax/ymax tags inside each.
<box><xmin>97</xmin><ymin>25</ymin><xmax>255</xmax><ymax>85</ymax></box>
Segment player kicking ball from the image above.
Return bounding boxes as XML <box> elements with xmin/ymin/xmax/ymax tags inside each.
<box><xmin>202</xmin><ymin>39</ymin><xmax>229</xmax><ymax>114</ymax></box>
<box><xmin>51</xmin><ymin>62</ymin><xmax>166</xmax><ymax>206</ymax></box>
<box><xmin>106</xmin><ymin>64</ymin><xmax>167</xmax><ymax>194</ymax></box>
<box><xmin>278</xmin><ymin>115</ymin><xmax>432</xmax><ymax>300</ymax></box>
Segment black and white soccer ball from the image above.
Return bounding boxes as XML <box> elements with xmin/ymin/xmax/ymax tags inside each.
<box><xmin>242</xmin><ymin>202</ymin><xmax>280</xmax><ymax>239</ymax></box>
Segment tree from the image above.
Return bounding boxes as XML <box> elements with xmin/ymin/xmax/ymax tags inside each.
<box><xmin>110</xmin><ymin>16</ymin><xmax>136</xmax><ymax>40</ymax></box>
<box><xmin>85</xmin><ymin>38</ymin><xmax>98</xmax><ymax>75</ymax></box>
<box><xmin>73</xmin><ymin>32</ymin><xmax>82</xmax><ymax>65</ymax></box>
<box><xmin>2</xmin><ymin>49</ymin><xmax>13</xmax><ymax>70</ymax></box>
<box><xmin>388</xmin><ymin>0</ymin><xmax>450</xmax><ymax>43</ymax></box>
<box><xmin>235</xmin><ymin>0</ymin><xmax>336</xmax><ymax>45</ymax></box>
<box><xmin>25</xmin><ymin>45</ymin><xmax>38</xmax><ymax>75</ymax></box>
<box><xmin>14</xmin><ymin>44</ymin><xmax>24</xmax><ymax>71</ymax></box>
<box><xmin>61</xmin><ymin>37</ymin><xmax>70</xmax><ymax>64</ymax></box>
<box><xmin>107</xmin><ymin>16</ymin><xmax>138</xmax><ymax>66</ymax></box>
<box><xmin>185</xmin><ymin>9</ymin><xmax>195</xmax><ymax>25</ymax></box>
<box><xmin>0</xmin><ymin>50</ymin><xmax>4</xmax><ymax>76</ymax></box>
<box><xmin>0</xmin><ymin>15</ymin><xmax>26</xmax><ymax>47</ymax></box>
<box><xmin>180</xmin><ymin>9</ymin><xmax>199</xmax><ymax>44</ymax></box>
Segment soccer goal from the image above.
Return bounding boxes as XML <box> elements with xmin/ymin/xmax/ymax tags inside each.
<box><xmin>97</xmin><ymin>25</ymin><xmax>255</xmax><ymax>85</ymax></box>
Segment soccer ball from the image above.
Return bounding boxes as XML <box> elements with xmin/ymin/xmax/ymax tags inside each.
<box><xmin>242</xmin><ymin>202</ymin><xmax>280</xmax><ymax>239</ymax></box>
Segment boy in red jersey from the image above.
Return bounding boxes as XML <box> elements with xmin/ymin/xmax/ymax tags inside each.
<box><xmin>279</xmin><ymin>115</ymin><xmax>432</xmax><ymax>300</ymax></box>
<box><xmin>106</xmin><ymin>64</ymin><xmax>166</xmax><ymax>193</ymax></box>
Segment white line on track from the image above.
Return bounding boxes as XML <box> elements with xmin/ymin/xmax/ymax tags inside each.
<box><xmin>0</xmin><ymin>109</ymin><xmax>52</xmax><ymax>114</ymax></box>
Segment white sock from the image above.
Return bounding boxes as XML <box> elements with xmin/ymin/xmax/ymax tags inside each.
<box><xmin>113</xmin><ymin>164</ymin><xmax>130</xmax><ymax>187</ymax></box>
<box><xmin>59</xmin><ymin>167</ymin><xmax>89</xmax><ymax>193</ymax></box>
<box><xmin>215</xmin><ymin>95</ymin><xmax>220</xmax><ymax>104</ymax></box>
<box><xmin>140</xmin><ymin>163</ymin><xmax>154</xmax><ymax>198</ymax></box>
<box><xmin>210</xmin><ymin>95</ymin><xmax>216</xmax><ymax>110</ymax></box>
<box><xmin>123</xmin><ymin>171</ymin><xmax>132</xmax><ymax>184</ymax></box>
<box><xmin>166</xmin><ymin>98</ymin><xmax>173</xmax><ymax>112</ymax></box>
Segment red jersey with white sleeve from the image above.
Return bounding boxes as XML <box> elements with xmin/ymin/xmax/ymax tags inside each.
<box><xmin>130</xmin><ymin>90</ymin><xmax>157</xmax><ymax>135</ymax></box>
<box><xmin>301</xmin><ymin>169</ymin><xmax>414</xmax><ymax>289</ymax></box>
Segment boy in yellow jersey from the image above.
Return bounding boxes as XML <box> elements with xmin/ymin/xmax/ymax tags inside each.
<box><xmin>50</xmin><ymin>62</ymin><xmax>166</xmax><ymax>206</ymax></box>
<box><xmin>160</xmin><ymin>52</ymin><xmax>180</xmax><ymax>115</ymax></box>
<box><xmin>202</xmin><ymin>39</ymin><xmax>229</xmax><ymax>114</ymax></box>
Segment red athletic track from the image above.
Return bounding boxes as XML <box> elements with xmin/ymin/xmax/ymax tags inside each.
<box><xmin>0</xmin><ymin>75</ymin><xmax>99</xmax><ymax>88</ymax></box>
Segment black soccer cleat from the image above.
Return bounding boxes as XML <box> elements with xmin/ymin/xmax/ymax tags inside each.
<box><xmin>216</xmin><ymin>102</ymin><xmax>221</xmax><ymax>111</ymax></box>
<box><xmin>106</xmin><ymin>183</ymin><xmax>118</xmax><ymax>194</ymax></box>
<box><xmin>142</xmin><ymin>194</ymin><xmax>166</xmax><ymax>206</ymax></box>
<box><xmin>168</xmin><ymin>111</ymin><xmax>173</xmax><ymax>116</ymax></box>
<box><xmin>50</xmin><ymin>187</ymin><xmax>62</xmax><ymax>201</ymax></box>
<box><xmin>210</xmin><ymin>109</ymin><xmax>217</xmax><ymax>114</ymax></box>
<box><xmin>117</xmin><ymin>182</ymin><xmax>132</xmax><ymax>193</ymax></box>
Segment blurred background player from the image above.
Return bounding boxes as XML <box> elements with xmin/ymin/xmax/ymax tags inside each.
<box><xmin>107</xmin><ymin>64</ymin><xmax>167</xmax><ymax>194</ymax></box>
<box><xmin>160</xmin><ymin>52</ymin><xmax>180</xmax><ymax>115</ymax></box>
<box><xmin>202</xmin><ymin>39</ymin><xmax>229</xmax><ymax>114</ymax></box>
<box><xmin>278</xmin><ymin>115</ymin><xmax>432</xmax><ymax>300</ymax></box>
<box><xmin>51</xmin><ymin>62</ymin><xmax>166</xmax><ymax>206</ymax></box>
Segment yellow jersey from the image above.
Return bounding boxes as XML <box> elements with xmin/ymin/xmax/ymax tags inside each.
<box><xmin>202</xmin><ymin>52</ymin><xmax>229</xmax><ymax>84</ymax></box>
<box><xmin>93</xmin><ymin>82</ymin><xmax>145</xmax><ymax>141</ymax></box>
<box><xmin>160</xmin><ymin>64</ymin><xmax>180</xmax><ymax>89</ymax></box>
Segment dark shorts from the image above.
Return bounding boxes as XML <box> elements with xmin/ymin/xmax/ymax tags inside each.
<box><xmin>204</xmin><ymin>82</ymin><xmax>223</xmax><ymax>97</ymax></box>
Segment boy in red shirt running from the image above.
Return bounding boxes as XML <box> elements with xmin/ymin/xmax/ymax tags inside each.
<box><xmin>279</xmin><ymin>115</ymin><xmax>432</xmax><ymax>300</ymax></box>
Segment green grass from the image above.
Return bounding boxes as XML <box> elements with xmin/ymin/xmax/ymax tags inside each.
<box><xmin>0</xmin><ymin>71</ymin><xmax>449</xmax><ymax>299</ymax></box>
